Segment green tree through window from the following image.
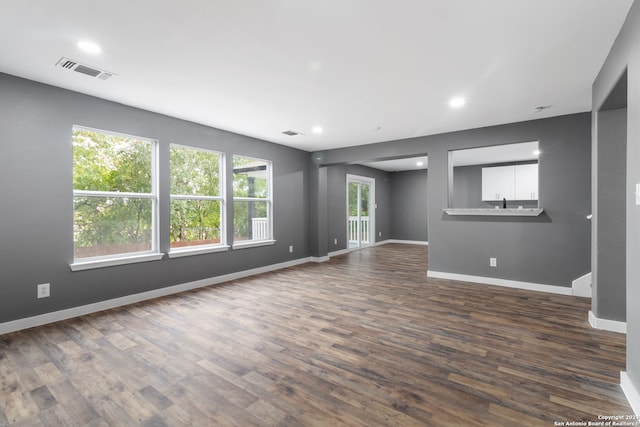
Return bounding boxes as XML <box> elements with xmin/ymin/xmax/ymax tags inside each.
<box><xmin>170</xmin><ymin>145</ymin><xmax>224</xmax><ymax>249</ymax></box>
<box><xmin>73</xmin><ymin>127</ymin><xmax>156</xmax><ymax>259</ymax></box>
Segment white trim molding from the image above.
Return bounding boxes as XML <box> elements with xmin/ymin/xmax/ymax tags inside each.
<box><xmin>326</xmin><ymin>240</ymin><xmax>428</xmax><ymax>260</ymax></box>
<box><xmin>168</xmin><ymin>245</ymin><xmax>230</xmax><ymax>258</ymax></box>
<box><xmin>572</xmin><ymin>272</ymin><xmax>592</xmax><ymax>297</ymax></box>
<box><xmin>310</xmin><ymin>256</ymin><xmax>330</xmax><ymax>263</ymax></box>
<box><xmin>70</xmin><ymin>253</ymin><xmax>165</xmax><ymax>271</ymax></box>
<box><xmin>232</xmin><ymin>239</ymin><xmax>277</xmax><ymax>250</ymax></box>
<box><xmin>621</xmin><ymin>372</ymin><xmax>640</xmax><ymax>416</ymax></box>
<box><xmin>1</xmin><ymin>257</ymin><xmax>311</xmax><ymax>336</ymax></box>
<box><xmin>383</xmin><ymin>239</ymin><xmax>429</xmax><ymax>246</ymax></box>
<box><xmin>427</xmin><ymin>270</ymin><xmax>573</xmax><ymax>296</ymax></box>
<box><xmin>588</xmin><ymin>310</ymin><xmax>627</xmax><ymax>334</ymax></box>
<box><xmin>328</xmin><ymin>248</ymin><xmax>352</xmax><ymax>257</ymax></box>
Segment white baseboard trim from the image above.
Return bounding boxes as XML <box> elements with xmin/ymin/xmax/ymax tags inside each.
<box><xmin>384</xmin><ymin>239</ymin><xmax>429</xmax><ymax>246</ymax></box>
<box><xmin>328</xmin><ymin>240</ymin><xmax>429</xmax><ymax>258</ymax></box>
<box><xmin>310</xmin><ymin>256</ymin><xmax>330</xmax><ymax>263</ymax></box>
<box><xmin>572</xmin><ymin>272</ymin><xmax>592</xmax><ymax>298</ymax></box>
<box><xmin>588</xmin><ymin>310</ymin><xmax>627</xmax><ymax>334</ymax></box>
<box><xmin>329</xmin><ymin>240</ymin><xmax>428</xmax><ymax>257</ymax></box>
<box><xmin>0</xmin><ymin>257</ymin><xmax>313</xmax><ymax>336</ymax></box>
<box><xmin>328</xmin><ymin>248</ymin><xmax>351</xmax><ymax>257</ymax></box>
<box><xmin>621</xmin><ymin>372</ymin><xmax>640</xmax><ymax>416</ymax></box>
<box><xmin>427</xmin><ymin>270</ymin><xmax>573</xmax><ymax>296</ymax></box>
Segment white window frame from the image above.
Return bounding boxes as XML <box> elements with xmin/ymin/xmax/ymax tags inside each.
<box><xmin>70</xmin><ymin>126</ymin><xmax>162</xmax><ymax>271</ymax></box>
<box><xmin>346</xmin><ymin>174</ymin><xmax>376</xmax><ymax>249</ymax></box>
<box><xmin>168</xmin><ymin>144</ymin><xmax>229</xmax><ymax>258</ymax></box>
<box><xmin>232</xmin><ymin>155</ymin><xmax>275</xmax><ymax>249</ymax></box>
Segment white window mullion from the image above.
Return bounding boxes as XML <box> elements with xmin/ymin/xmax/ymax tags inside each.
<box><xmin>170</xmin><ymin>194</ymin><xmax>222</xmax><ymax>202</ymax></box>
<box><xmin>73</xmin><ymin>190</ymin><xmax>156</xmax><ymax>199</ymax></box>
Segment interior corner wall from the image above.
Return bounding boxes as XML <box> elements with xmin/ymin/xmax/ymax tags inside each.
<box><xmin>594</xmin><ymin>108</ymin><xmax>627</xmax><ymax>322</ymax></box>
<box><xmin>592</xmin><ymin>0</ymin><xmax>640</xmax><ymax>404</ymax></box>
<box><xmin>309</xmin><ymin>163</ymin><xmax>328</xmax><ymax>258</ymax></box>
<box><xmin>390</xmin><ymin>170</ymin><xmax>428</xmax><ymax>241</ymax></box>
<box><xmin>451</xmin><ymin>165</ymin><xmax>483</xmax><ymax>209</ymax></box>
<box><xmin>0</xmin><ymin>72</ymin><xmax>310</xmax><ymax>324</ymax></box>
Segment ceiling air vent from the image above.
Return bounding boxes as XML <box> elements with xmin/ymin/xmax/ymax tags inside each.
<box><xmin>55</xmin><ymin>57</ymin><xmax>116</xmax><ymax>80</ymax></box>
<box><xmin>282</xmin><ymin>130</ymin><xmax>300</xmax><ymax>136</ymax></box>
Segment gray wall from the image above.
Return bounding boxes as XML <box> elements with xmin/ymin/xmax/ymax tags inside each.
<box><xmin>592</xmin><ymin>0</ymin><xmax>639</xmax><ymax>400</ymax></box>
<box><xmin>326</xmin><ymin>164</ymin><xmax>391</xmax><ymax>251</ymax></box>
<box><xmin>319</xmin><ymin>113</ymin><xmax>591</xmax><ymax>288</ymax></box>
<box><xmin>390</xmin><ymin>170</ymin><xmax>428</xmax><ymax>241</ymax></box>
<box><xmin>595</xmin><ymin>108</ymin><xmax>627</xmax><ymax>322</ymax></box>
<box><xmin>452</xmin><ymin>165</ymin><xmax>483</xmax><ymax>208</ymax></box>
<box><xmin>0</xmin><ymin>73</ymin><xmax>310</xmax><ymax>323</ymax></box>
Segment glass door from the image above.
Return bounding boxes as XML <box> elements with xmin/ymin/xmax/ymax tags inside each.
<box><xmin>347</xmin><ymin>175</ymin><xmax>375</xmax><ymax>248</ymax></box>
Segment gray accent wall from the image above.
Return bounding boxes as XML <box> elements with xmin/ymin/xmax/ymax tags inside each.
<box><xmin>320</xmin><ymin>113</ymin><xmax>591</xmax><ymax>288</ymax></box>
<box><xmin>0</xmin><ymin>73</ymin><xmax>310</xmax><ymax>323</ymax></box>
<box><xmin>592</xmin><ymin>0</ymin><xmax>639</xmax><ymax>403</ymax></box>
<box><xmin>390</xmin><ymin>170</ymin><xmax>428</xmax><ymax>241</ymax></box>
<box><xmin>594</xmin><ymin>108</ymin><xmax>627</xmax><ymax>322</ymax></box>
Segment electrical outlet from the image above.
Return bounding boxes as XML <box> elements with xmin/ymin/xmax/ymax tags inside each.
<box><xmin>490</xmin><ymin>258</ymin><xmax>497</xmax><ymax>267</ymax></box>
<box><xmin>289</xmin><ymin>245</ymin><xmax>293</xmax><ymax>253</ymax></box>
<box><xmin>37</xmin><ymin>283</ymin><xmax>50</xmax><ymax>299</ymax></box>
<box><xmin>379</xmin><ymin>232</ymin><xmax>382</xmax><ymax>237</ymax></box>
<box><xmin>334</xmin><ymin>238</ymin><xmax>337</xmax><ymax>245</ymax></box>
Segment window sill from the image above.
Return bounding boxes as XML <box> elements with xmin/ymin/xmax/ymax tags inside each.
<box><xmin>70</xmin><ymin>253</ymin><xmax>165</xmax><ymax>271</ymax></box>
<box><xmin>232</xmin><ymin>239</ymin><xmax>277</xmax><ymax>250</ymax></box>
<box><xmin>168</xmin><ymin>245</ymin><xmax>230</xmax><ymax>258</ymax></box>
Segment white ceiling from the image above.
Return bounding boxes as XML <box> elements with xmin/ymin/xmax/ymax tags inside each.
<box><xmin>0</xmin><ymin>1</ymin><xmax>633</xmax><ymax>152</ymax></box>
<box><xmin>451</xmin><ymin>141</ymin><xmax>539</xmax><ymax>167</ymax></box>
<box><xmin>361</xmin><ymin>156</ymin><xmax>429</xmax><ymax>172</ymax></box>
<box><xmin>360</xmin><ymin>140</ymin><xmax>537</xmax><ymax>172</ymax></box>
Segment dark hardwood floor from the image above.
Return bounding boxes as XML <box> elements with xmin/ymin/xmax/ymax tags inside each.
<box><xmin>0</xmin><ymin>244</ymin><xmax>632</xmax><ymax>426</ymax></box>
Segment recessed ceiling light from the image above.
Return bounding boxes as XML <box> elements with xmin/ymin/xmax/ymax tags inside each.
<box><xmin>77</xmin><ymin>41</ymin><xmax>101</xmax><ymax>54</ymax></box>
<box><xmin>312</xmin><ymin>126</ymin><xmax>323</xmax><ymax>134</ymax></box>
<box><xmin>416</xmin><ymin>161</ymin><xmax>424</xmax><ymax>167</ymax></box>
<box><xmin>449</xmin><ymin>97</ymin><xmax>466</xmax><ymax>108</ymax></box>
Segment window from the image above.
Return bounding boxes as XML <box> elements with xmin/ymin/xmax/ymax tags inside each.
<box><xmin>232</xmin><ymin>155</ymin><xmax>272</xmax><ymax>245</ymax></box>
<box><xmin>170</xmin><ymin>145</ymin><xmax>225</xmax><ymax>253</ymax></box>
<box><xmin>72</xmin><ymin>127</ymin><xmax>158</xmax><ymax>263</ymax></box>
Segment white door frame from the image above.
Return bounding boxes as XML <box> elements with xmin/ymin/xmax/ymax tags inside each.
<box><xmin>346</xmin><ymin>174</ymin><xmax>376</xmax><ymax>248</ymax></box>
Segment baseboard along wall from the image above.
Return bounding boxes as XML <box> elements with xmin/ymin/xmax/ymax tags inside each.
<box><xmin>589</xmin><ymin>310</ymin><xmax>627</xmax><ymax>334</ymax></box>
<box><xmin>427</xmin><ymin>270</ymin><xmax>573</xmax><ymax>296</ymax></box>
<box><xmin>621</xmin><ymin>372</ymin><xmax>640</xmax><ymax>416</ymax></box>
<box><xmin>0</xmin><ymin>257</ymin><xmax>313</xmax><ymax>336</ymax></box>
<box><xmin>572</xmin><ymin>272</ymin><xmax>592</xmax><ymax>297</ymax></box>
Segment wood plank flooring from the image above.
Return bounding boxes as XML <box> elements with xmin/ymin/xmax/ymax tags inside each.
<box><xmin>0</xmin><ymin>244</ymin><xmax>633</xmax><ymax>426</ymax></box>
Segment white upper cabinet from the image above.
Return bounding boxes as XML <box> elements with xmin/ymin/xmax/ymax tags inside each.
<box><xmin>482</xmin><ymin>165</ymin><xmax>515</xmax><ymax>200</ymax></box>
<box><xmin>482</xmin><ymin>163</ymin><xmax>538</xmax><ymax>201</ymax></box>
<box><xmin>514</xmin><ymin>163</ymin><xmax>538</xmax><ymax>200</ymax></box>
